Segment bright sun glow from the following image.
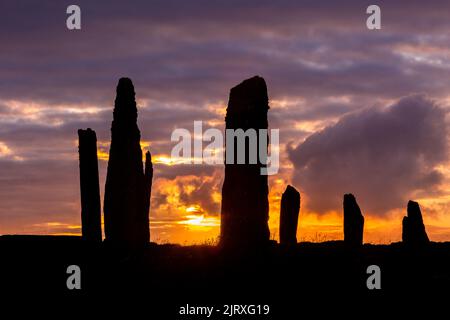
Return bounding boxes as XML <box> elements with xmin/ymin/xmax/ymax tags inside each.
<box><xmin>153</xmin><ymin>155</ymin><xmax>176</xmax><ymax>165</ymax></box>
<box><xmin>185</xmin><ymin>205</ymin><xmax>202</xmax><ymax>213</ymax></box>
<box><xmin>177</xmin><ymin>215</ymin><xmax>220</xmax><ymax>227</ymax></box>
<box><xmin>0</xmin><ymin>141</ymin><xmax>13</xmax><ymax>157</ymax></box>
<box><xmin>153</xmin><ymin>154</ymin><xmax>192</xmax><ymax>166</ymax></box>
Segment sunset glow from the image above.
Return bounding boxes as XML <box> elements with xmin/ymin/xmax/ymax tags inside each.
<box><xmin>2</xmin><ymin>1</ymin><xmax>450</xmax><ymax>246</ymax></box>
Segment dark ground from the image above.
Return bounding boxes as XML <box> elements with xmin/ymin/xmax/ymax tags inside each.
<box><xmin>1</xmin><ymin>235</ymin><xmax>449</xmax><ymax>317</ymax></box>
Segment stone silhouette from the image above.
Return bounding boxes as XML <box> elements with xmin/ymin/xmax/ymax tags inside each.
<box><xmin>279</xmin><ymin>185</ymin><xmax>301</xmax><ymax>245</ymax></box>
<box><xmin>78</xmin><ymin>128</ymin><xmax>102</xmax><ymax>242</ymax></box>
<box><xmin>104</xmin><ymin>78</ymin><xmax>153</xmax><ymax>247</ymax></box>
<box><xmin>343</xmin><ymin>194</ymin><xmax>364</xmax><ymax>246</ymax></box>
<box><xmin>144</xmin><ymin>151</ymin><xmax>153</xmax><ymax>220</ymax></box>
<box><xmin>402</xmin><ymin>200</ymin><xmax>429</xmax><ymax>246</ymax></box>
<box><xmin>220</xmin><ymin>76</ymin><xmax>270</xmax><ymax>248</ymax></box>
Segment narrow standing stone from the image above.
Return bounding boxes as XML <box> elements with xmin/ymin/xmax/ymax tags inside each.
<box><xmin>220</xmin><ymin>76</ymin><xmax>270</xmax><ymax>248</ymax></box>
<box><xmin>279</xmin><ymin>185</ymin><xmax>301</xmax><ymax>245</ymax></box>
<box><xmin>343</xmin><ymin>194</ymin><xmax>364</xmax><ymax>246</ymax></box>
<box><xmin>78</xmin><ymin>128</ymin><xmax>102</xmax><ymax>242</ymax></box>
<box><xmin>143</xmin><ymin>150</ymin><xmax>153</xmax><ymax>241</ymax></box>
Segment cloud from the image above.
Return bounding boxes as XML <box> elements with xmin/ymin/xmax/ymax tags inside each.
<box><xmin>150</xmin><ymin>168</ymin><xmax>223</xmax><ymax>236</ymax></box>
<box><xmin>1</xmin><ymin>0</ymin><xmax>450</xmax><ymax>106</ymax></box>
<box><xmin>288</xmin><ymin>95</ymin><xmax>449</xmax><ymax>215</ymax></box>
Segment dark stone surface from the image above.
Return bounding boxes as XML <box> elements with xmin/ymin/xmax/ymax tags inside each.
<box><xmin>279</xmin><ymin>185</ymin><xmax>300</xmax><ymax>245</ymax></box>
<box><xmin>343</xmin><ymin>194</ymin><xmax>364</xmax><ymax>246</ymax></box>
<box><xmin>103</xmin><ymin>78</ymin><xmax>152</xmax><ymax>247</ymax></box>
<box><xmin>220</xmin><ymin>76</ymin><xmax>270</xmax><ymax>248</ymax></box>
<box><xmin>78</xmin><ymin>128</ymin><xmax>102</xmax><ymax>242</ymax></box>
<box><xmin>144</xmin><ymin>150</ymin><xmax>153</xmax><ymax>228</ymax></box>
<box><xmin>402</xmin><ymin>200</ymin><xmax>429</xmax><ymax>246</ymax></box>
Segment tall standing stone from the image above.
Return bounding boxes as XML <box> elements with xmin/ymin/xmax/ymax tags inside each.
<box><xmin>279</xmin><ymin>185</ymin><xmax>301</xmax><ymax>245</ymax></box>
<box><xmin>402</xmin><ymin>200</ymin><xmax>429</xmax><ymax>246</ymax></box>
<box><xmin>104</xmin><ymin>78</ymin><xmax>152</xmax><ymax>247</ymax></box>
<box><xmin>78</xmin><ymin>128</ymin><xmax>102</xmax><ymax>242</ymax></box>
<box><xmin>220</xmin><ymin>76</ymin><xmax>270</xmax><ymax>248</ymax></box>
<box><xmin>343</xmin><ymin>194</ymin><xmax>364</xmax><ymax>246</ymax></box>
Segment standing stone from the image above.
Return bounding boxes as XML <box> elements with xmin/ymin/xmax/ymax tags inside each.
<box><xmin>220</xmin><ymin>76</ymin><xmax>270</xmax><ymax>248</ymax></box>
<box><xmin>343</xmin><ymin>194</ymin><xmax>364</xmax><ymax>246</ymax></box>
<box><xmin>144</xmin><ymin>151</ymin><xmax>153</xmax><ymax>233</ymax></box>
<box><xmin>279</xmin><ymin>185</ymin><xmax>301</xmax><ymax>245</ymax></box>
<box><xmin>104</xmin><ymin>78</ymin><xmax>152</xmax><ymax>247</ymax></box>
<box><xmin>402</xmin><ymin>200</ymin><xmax>429</xmax><ymax>246</ymax></box>
<box><xmin>78</xmin><ymin>128</ymin><xmax>102</xmax><ymax>242</ymax></box>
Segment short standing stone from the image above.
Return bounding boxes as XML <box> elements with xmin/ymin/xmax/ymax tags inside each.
<box><xmin>343</xmin><ymin>194</ymin><xmax>364</xmax><ymax>246</ymax></box>
<box><xmin>402</xmin><ymin>200</ymin><xmax>429</xmax><ymax>246</ymax></box>
<box><xmin>279</xmin><ymin>185</ymin><xmax>300</xmax><ymax>245</ymax></box>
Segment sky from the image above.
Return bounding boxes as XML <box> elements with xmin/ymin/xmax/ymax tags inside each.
<box><xmin>1</xmin><ymin>0</ymin><xmax>450</xmax><ymax>244</ymax></box>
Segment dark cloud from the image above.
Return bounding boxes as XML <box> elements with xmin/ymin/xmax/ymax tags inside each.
<box><xmin>1</xmin><ymin>0</ymin><xmax>450</xmax><ymax>105</ymax></box>
<box><xmin>288</xmin><ymin>95</ymin><xmax>449</xmax><ymax>215</ymax></box>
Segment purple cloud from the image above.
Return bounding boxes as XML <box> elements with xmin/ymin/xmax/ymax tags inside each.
<box><xmin>288</xmin><ymin>95</ymin><xmax>449</xmax><ymax>215</ymax></box>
